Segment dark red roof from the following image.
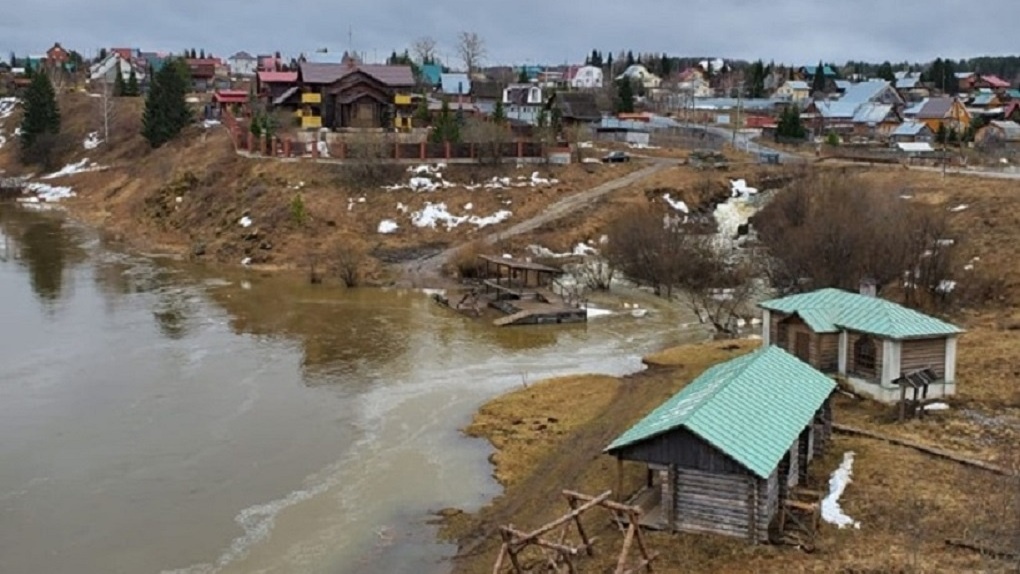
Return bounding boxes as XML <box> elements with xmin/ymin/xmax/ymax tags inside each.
<box><xmin>213</xmin><ymin>90</ymin><xmax>249</xmax><ymax>104</ymax></box>
<box><xmin>980</xmin><ymin>74</ymin><xmax>1011</xmax><ymax>89</ymax></box>
<box><xmin>257</xmin><ymin>71</ymin><xmax>297</xmax><ymax>83</ymax></box>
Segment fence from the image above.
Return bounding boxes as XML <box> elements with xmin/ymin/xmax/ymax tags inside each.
<box><xmin>650</xmin><ymin>126</ymin><xmax>726</xmax><ymax>150</ymax></box>
<box><xmin>219</xmin><ymin>108</ymin><xmax>546</xmax><ymax>162</ymax></box>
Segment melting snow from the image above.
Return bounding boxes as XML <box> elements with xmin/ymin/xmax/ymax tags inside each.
<box><xmin>822</xmin><ymin>452</ymin><xmax>861</xmax><ymax>529</ymax></box>
<box><xmin>627</xmin><ymin>142</ymin><xmax>661</xmax><ymax>149</ymax></box>
<box><xmin>202</xmin><ymin>119</ymin><xmax>221</xmax><ymax>129</ymax></box>
<box><xmin>377</xmin><ymin>219</ymin><xmax>399</xmax><ymax>234</ymax></box>
<box><xmin>316</xmin><ymin>141</ymin><xmax>330</xmax><ymax>157</ymax></box>
<box><xmin>383</xmin><ymin>165</ymin><xmax>558</xmax><ymax>191</ymax></box>
<box><xmin>663</xmin><ymin>193</ymin><xmax>689</xmax><ymax>213</ymax></box>
<box><xmin>410</xmin><ymin>202</ymin><xmax>512</xmax><ymax>230</ymax></box>
<box><xmin>22</xmin><ymin>182</ymin><xmax>76</xmax><ymax>202</ymax></box>
<box><xmin>527</xmin><ymin>243</ymin><xmax>599</xmax><ymax>258</ymax></box>
<box><xmin>239</xmin><ymin>216</ymin><xmax>253</xmax><ymax>228</ymax></box>
<box><xmin>924</xmin><ymin>402</ymin><xmax>950</xmax><ymax>411</ymax></box>
<box><xmin>949</xmin><ymin>204</ymin><xmax>969</xmax><ymax>212</ymax></box>
<box><xmin>463</xmin><ymin>202</ymin><xmax>473</xmax><ymax>211</ymax></box>
<box><xmin>241</xmin><ymin>257</ymin><xmax>252</xmax><ymax>266</ymax></box>
<box><xmin>42</xmin><ymin>158</ymin><xmax>106</xmax><ymax>179</ymax></box>
<box><xmin>83</xmin><ymin>131</ymin><xmax>102</xmax><ymax>150</ymax></box>
<box><xmin>729</xmin><ymin>178</ymin><xmax>759</xmax><ymax>197</ymax></box>
<box><xmin>936</xmin><ymin>279</ymin><xmax>957</xmax><ymax>294</ymax></box>
<box><xmin>0</xmin><ymin>97</ymin><xmax>20</xmax><ymax>151</ymax></box>
<box><xmin>586</xmin><ymin>307</ymin><xmax>613</xmax><ymax>319</ymax></box>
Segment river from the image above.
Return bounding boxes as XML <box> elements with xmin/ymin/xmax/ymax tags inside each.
<box><xmin>0</xmin><ymin>203</ymin><xmax>703</xmax><ymax>574</ymax></box>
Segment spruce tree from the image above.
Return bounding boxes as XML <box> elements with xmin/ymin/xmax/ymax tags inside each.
<box><xmin>517</xmin><ymin>69</ymin><xmax>528</xmax><ymax>83</ymax></box>
<box><xmin>142</xmin><ymin>57</ymin><xmax>191</xmax><ymax>148</ymax></box>
<box><xmin>114</xmin><ymin>67</ymin><xmax>126</xmax><ymax>97</ymax></box>
<box><xmin>413</xmin><ymin>95</ymin><xmax>430</xmax><ymax>126</ymax></box>
<box><xmin>19</xmin><ymin>69</ymin><xmax>61</xmax><ymax>164</ymax></box>
<box><xmin>615</xmin><ymin>78</ymin><xmax>635</xmax><ymax>113</ymax></box>
<box><xmin>625</xmin><ymin>51</ymin><xmax>635</xmax><ymax>67</ymax></box>
<box><xmin>24</xmin><ymin>59</ymin><xmax>34</xmax><ymax>78</ymax></box>
<box><xmin>492</xmin><ymin>99</ymin><xmax>506</xmax><ymax>125</ymax></box>
<box><xmin>811</xmin><ymin>60</ymin><xmax>827</xmax><ymax>94</ymax></box>
<box><xmin>876</xmin><ymin>61</ymin><xmax>895</xmax><ymax>82</ymax></box>
<box><xmin>126</xmin><ymin>67</ymin><xmax>139</xmax><ymax>96</ymax></box>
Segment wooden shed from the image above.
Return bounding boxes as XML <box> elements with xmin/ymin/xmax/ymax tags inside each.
<box><xmin>759</xmin><ymin>286</ymin><xmax>964</xmax><ymax>403</ymax></box>
<box><xmin>605</xmin><ymin>346</ymin><xmax>835</xmax><ymax>543</ymax></box>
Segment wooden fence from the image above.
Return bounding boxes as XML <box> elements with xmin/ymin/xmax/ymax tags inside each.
<box><xmin>219</xmin><ymin>108</ymin><xmax>546</xmax><ymax>162</ymax></box>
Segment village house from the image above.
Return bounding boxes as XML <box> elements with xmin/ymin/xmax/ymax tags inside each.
<box><xmin>503</xmin><ymin>83</ymin><xmax>545</xmax><ymax>125</ymax></box>
<box><xmin>889</xmin><ymin>120</ymin><xmax>934</xmax><ymax>143</ymax></box>
<box><xmin>88</xmin><ymin>53</ymin><xmax>147</xmax><ymax>86</ymax></box>
<box><xmin>228</xmin><ymin>51</ymin><xmax>257</xmax><ymax>77</ymax></box>
<box><xmin>975</xmin><ymin>120</ymin><xmax>1020</xmax><ymax>148</ymax></box>
<box><xmin>617</xmin><ymin>64</ymin><xmax>662</xmax><ymax>90</ymax></box>
<box><xmin>292</xmin><ymin>58</ymin><xmax>415</xmax><ymax>130</ymax></box>
<box><xmin>802</xmin><ymin>80</ymin><xmax>903</xmax><ymax>137</ymax></box>
<box><xmin>605</xmin><ymin>346</ymin><xmax>835</xmax><ymax>542</ymax></box>
<box><xmin>902</xmin><ymin>96</ymin><xmax>971</xmax><ymax>133</ymax></box>
<box><xmin>967</xmin><ymin>88</ymin><xmax>1001</xmax><ymax>110</ymax></box>
<box><xmin>184</xmin><ymin>57</ymin><xmax>229</xmax><ymax>92</ymax></box>
<box><xmin>440</xmin><ymin>72</ymin><xmax>471</xmax><ymax>97</ymax></box>
<box><xmin>775</xmin><ymin>80</ymin><xmax>811</xmax><ymax>103</ymax></box>
<box><xmin>759</xmin><ymin>286</ymin><xmax>964</xmax><ymax>403</ymax></box>
<box><xmin>957</xmin><ymin>72</ymin><xmax>1011</xmax><ymax>93</ymax></box>
<box><xmin>545</xmin><ymin>91</ymin><xmax>602</xmax><ymax>127</ymax></box>
<box><xmin>566</xmin><ymin>65</ymin><xmax>604</xmax><ymax>89</ymax></box>
<box><xmin>1004</xmin><ymin>102</ymin><xmax>1020</xmax><ymax>123</ymax></box>
<box><xmin>894</xmin><ymin>72</ymin><xmax>929</xmax><ymax>101</ymax></box>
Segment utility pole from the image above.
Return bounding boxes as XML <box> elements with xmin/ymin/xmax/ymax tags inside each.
<box><xmin>732</xmin><ymin>81</ymin><xmax>744</xmax><ymax>147</ymax></box>
<box><xmin>941</xmin><ymin>71</ymin><xmax>947</xmax><ymax>178</ymax></box>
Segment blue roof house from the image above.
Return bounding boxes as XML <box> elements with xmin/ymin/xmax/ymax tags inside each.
<box><xmin>605</xmin><ymin>345</ymin><xmax>835</xmax><ymax>541</ymax></box>
<box><xmin>440</xmin><ymin>72</ymin><xmax>471</xmax><ymax>96</ymax></box>
<box><xmin>420</xmin><ymin>63</ymin><xmax>442</xmax><ymax>87</ymax></box>
<box><xmin>759</xmin><ymin>285</ymin><xmax>963</xmax><ymax>403</ymax></box>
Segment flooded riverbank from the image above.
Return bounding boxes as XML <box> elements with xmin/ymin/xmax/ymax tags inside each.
<box><xmin>0</xmin><ymin>203</ymin><xmax>704</xmax><ymax>574</ymax></box>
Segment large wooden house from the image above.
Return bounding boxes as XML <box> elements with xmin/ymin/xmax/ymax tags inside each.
<box><xmin>295</xmin><ymin>61</ymin><xmax>415</xmax><ymax>130</ymax></box>
<box><xmin>605</xmin><ymin>346</ymin><xmax>835</xmax><ymax>543</ymax></box>
<box><xmin>759</xmin><ymin>286</ymin><xmax>963</xmax><ymax>403</ymax></box>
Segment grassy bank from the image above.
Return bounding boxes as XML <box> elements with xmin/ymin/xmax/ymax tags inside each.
<box><xmin>448</xmin><ymin>336</ymin><xmax>1020</xmax><ymax>573</ymax></box>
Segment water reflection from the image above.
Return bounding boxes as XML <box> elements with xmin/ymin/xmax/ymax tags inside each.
<box><xmin>0</xmin><ymin>204</ymin><xmax>85</xmax><ymax>306</ymax></box>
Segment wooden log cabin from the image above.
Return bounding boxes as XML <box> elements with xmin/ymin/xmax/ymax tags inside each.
<box><xmin>605</xmin><ymin>346</ymin><xmax>835</xmax><ymax>543</ymax></box>
<box><xmin>758</xmin><ymin>284</ymin><xmax>964</xmax><ymax>403</ymax></box>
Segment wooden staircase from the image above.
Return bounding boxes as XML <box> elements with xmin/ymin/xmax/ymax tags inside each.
<box><xmin>771</xmin><ymin>488</ymin><xmax>823</xmax><ymax>551</ymax></box>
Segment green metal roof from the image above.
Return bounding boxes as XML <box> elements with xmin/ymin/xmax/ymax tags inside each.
<box><xmin>605</xmin><ymin>346</ymin><xmax>835</xmax><ymax>479</ymax></box>
<box><xmin>759</xmin><ymin>288</ymin><xmax>963</xmax><ymax>340</ymax></box>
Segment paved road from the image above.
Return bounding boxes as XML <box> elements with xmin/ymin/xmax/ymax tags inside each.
<box><xmin>401</xmin><ymin>160</ymin><xmax>674</xmax><ymax>280</ymax></box>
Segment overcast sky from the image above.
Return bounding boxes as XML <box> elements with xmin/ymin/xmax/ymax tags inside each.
<box><xmin>1</xmin><ymin>0</ymin><xmax>1015</xmax><ymax>67</ymax></box>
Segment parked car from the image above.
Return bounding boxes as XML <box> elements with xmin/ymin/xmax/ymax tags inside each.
<box><xmin>602</xmin><ymin>151</ymin><xmax>631</xmax><ymax>163</ymax></box>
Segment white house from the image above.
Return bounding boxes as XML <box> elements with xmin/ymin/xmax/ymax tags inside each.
<box><xmin>89</xmin><ymin>53</ymin><xmax>146</xmax><ymax>85</ymax></box>
<box><xmin>228</xmin><ymin>51</ymin><xmax>257</xmax><ymax>77</ymax></box>
<box><xmin>503</xmin><ymin>83</ymin><xmax>544</xmax><ymax>125</ymax></box>
<box><xmin>569</xmin><ymin>65</ymin><xmax>603</xmax><ymax>89</ymax></box>
<box><xmin>776</xmin><ymin>80</ymin><xmax>811</xmax><ymax>103</ymax></box>
<box><xmin>616</xmin><ymin>65</ymin><xmax>661</xmax><ymax>90</ymax></box>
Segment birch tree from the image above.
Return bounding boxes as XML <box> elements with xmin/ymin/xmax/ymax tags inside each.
<box><xmin>411</xmin><ymin>36</ymin><xmax>438</xmax><ymax>65</ymax></box>
<box><xmin>456</xmin><ymin>31</ymin><xmax>486</xmax><ymax>75</ymax></box>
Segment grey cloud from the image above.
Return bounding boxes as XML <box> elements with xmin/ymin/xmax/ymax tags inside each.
<box><xmin>1</xmin><ymin>0</ymin><xmax>1014</xmax><ymax>66</ymax></box>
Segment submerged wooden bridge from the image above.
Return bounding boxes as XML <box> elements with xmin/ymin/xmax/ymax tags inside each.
<box><xmin>435</xmin><ymin>255</ymin><xmax>588</xmax><ymax>327</ymax></box>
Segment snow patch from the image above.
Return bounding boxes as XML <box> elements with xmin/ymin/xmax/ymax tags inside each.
<box><xmin>383</xmin><ymin>164</ymin><xmax>558</xmax><ymax>191</ymax></box>
<box><xmin>239</xmin><ymin>216</ymin><xmax>253</xmax><ymax>228</ymax></box>
<box><xmin>83</xmin><ymin>131</ymin><xmax>102</xmax><ymax>150</ymax></box>
<box><xmin>822</xmin><ymin>452</ymin><xmax>861</xmax><ymax>529</ymax></box>
<box><xmin>42</xmin><ymin>158</ymin><xmax>106</xmax><ymax>179</ymax></box>
<box><xmin>410</xmin><ymin>202</ymin><xmax>512</xmax><ymax>230</ymax></box>
<box><xmin>586</xmin><ymin>307</ymin><xmax>613</xmax><ymax>319</ymax></box>
<box><xmin>527</xmin><ymin>243</ymin><xmax>599</xmax><ymax>258</ymax></box>
<box><xmin>663</xmin><ymin>193</ymin><xmax>689</xmax><ymax>213</ymax></box>
<box><xmin>22</xmin><ymin>182</ymin><xmax>76</xmax><ymax>202</ymax></box>
<box><xmin>949</xmin><ymin>204</ymin><xmax>969</xmax><ymax>212</ymax></box>
<box><xmin>729</xmin><ymin>178</ymin><xmax>759</xmax><ymax>197</ymax></box>
<box><xmin>377</xmin><ymin>219</ymin><xmax>399</xmax><ymax>234</ymax></box>
<box><xmin>202</xmin><ymin>119</ymin><xmax>221</xmax><ymax>129</ymax></box>
<box><xmin>627</xmin><ymin>142</ymin><xmax>660</xmax><ymax>149</ymax></box>
<box><xmin>936</xmin><ymin>279</ymin><xmax>957</xmax><ymax>294</ymax></box>
<box><xmin>316</xmin><ymin>141</ymin><xmax>330</xmax><ymax>157</ymax></box>
<box><xmin>924</xmin><ymin>402</ymin><xmax>950</xmax><ymax>411</ymax></box>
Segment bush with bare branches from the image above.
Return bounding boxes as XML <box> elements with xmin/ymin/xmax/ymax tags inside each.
<box><xmin>333</xmin><ymin>133</ymin><xmax>403</xmax><ymax>188</ymax></box>
<box><xmin>445</xmin><ymin>240</ymin><xmax>488</xmax><ymax>279</ymax></box>
<box><xmin>604</xmin><ymin>205</ymin><xmax>754</xmax><ymax>335</ymax></box>
<box><xmin>463</xmin><ymin>118</ymin><xmax>510</xmax><ymax>166</ymax></box>
<box><xmin>333</xmin><ymin>239</ymin><xmax>368</xmax><ymax>287</ymax></box>
<box><xmin>754</xmin><ymin>172</ymin><xmax>955</xmax><ymax>306</ymax></box>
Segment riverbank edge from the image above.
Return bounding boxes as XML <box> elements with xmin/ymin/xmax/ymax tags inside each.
<box><xmin>435</xmin><ymin>338</ymin><xmax>760</xmax><ymax>572</ymax></box>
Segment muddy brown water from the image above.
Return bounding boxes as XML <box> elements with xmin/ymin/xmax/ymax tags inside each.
<box><xmin>0</xmin><ymin>203</ymin><xmax>705</xmax><ymax>574</ymax></box>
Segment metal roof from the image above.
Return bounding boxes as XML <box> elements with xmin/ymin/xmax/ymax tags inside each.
<box><xmin>759</xmin><ymin>288</ymin><xmax>963</xmax><ymax>339</ymax></box>
<box><xmin>605</xmin><ymin>346</ymin><xmax>835</xmax><ymax>479</ymax></box>
<box><xmin>839</xmin><ymin>80</ymin><xmax>895</xmax><ymax>105</ymax></box>
<box><xmin>989</xmin><ymin>120</ymin><xmax>1020</xmax><ymax>141</ymax></box>
<box><xmin>896</xmin><ymin>77</ymin><xmax>921</xmax><ymax>89</ymax></box>
<box><xmin>815</xmin><ymin>101</ymin><xmax>859</xmax><ymax>119</ymax></box>
<box><xmin>892</xmin><ymin>121</ymin><xmax>930</xmax><ymax>136</ymax></box>
<box><xmin>299</xmin><ymin>62</ymin><xmax>414</xmax><ymax>86</ymax></box>
<box><xmin>897</xmin><ymin>142</ymin><xmax>936</xmax><ymax>153</ymax></box>
<box><xmin>257</xmin><ymin>71</ymin><xmax>298</xmax><ymax>84</ymax></box>
<box><xmin>784</xmin><ymin>80</ymin><xmax>809</xmax><ymax>90</ymax></box>
<box><xmin>971</xmin><ymin>93</ymin><xmax>998</xmax><ymax>106</ymax></box>
<box><xmin>916</xmin><ymin>97</ymin><xmax>955</xmax><ymax>119</ymax></box>
<box><xmin>852</xmin><ymin>102</ymin><xmax>893</xmax><ymax>124</ymax></box>
<box><xmin>440</xmin><ymin>73</ymin><xmax>471</xmax><ymax>95</ymax></box>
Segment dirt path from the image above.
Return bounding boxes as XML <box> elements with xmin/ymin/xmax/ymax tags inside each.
<box><xmin>400</xmin><ymin>160</ymin><xmax>675</xmax><ymax>281</ymax></box>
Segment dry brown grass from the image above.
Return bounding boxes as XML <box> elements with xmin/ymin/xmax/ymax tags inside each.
<box><xmin>450</xmin><ymin>338</ymin><xmax>1020</xmax><ymax>573</ymax></box>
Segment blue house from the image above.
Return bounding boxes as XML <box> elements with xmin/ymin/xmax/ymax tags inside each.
<box><xmin>420</xmin><ymin>63</ymin><xmax>442</xmax><ymax>87</ymax></box>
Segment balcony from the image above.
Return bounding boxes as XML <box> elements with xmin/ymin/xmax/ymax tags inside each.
<box><xmin>300</xmin><ymin>116</ymin><xmax>322</xmax><ymax>129</ymax></box>
<box><xmin>301</xmin><ymin>92</ymin><xmax>322</xmax><ymax>104</ymax></box>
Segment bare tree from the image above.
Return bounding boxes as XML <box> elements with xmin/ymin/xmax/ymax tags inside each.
<box><xmin>755</xmin><ymin>172</ymin><xmax>953</xmax><ymax>306</ymax></box>
<box><xmin>335</xmin><ymin>132</ymin><xmax>402</xmax><ymax>187</ymax></box>
<box><xmin>94</xmin><ymin>78</ymin><xmax>116</xmax><ymax>143</ymax></box>
<box><xmin>456</xmin><ymin>31</ymin><xmax>486</xmax><ymax>75</ymax></box>
<box><xmin>411</xmin><ymin>36</ymin><xmax>438</xmax><ymax>65</ymax></box>
<box><xmin>333</xmin><ymin>239</ymin><xmax>368</xmax><ymax>287</ymax></box>
<box><xmin>604</xmin><ymin>205</ymin><xmax>754</xmax><ymax>336</ymax></box>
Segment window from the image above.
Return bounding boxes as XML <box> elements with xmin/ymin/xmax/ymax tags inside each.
<box><xmin>854</xmin><ymin>336</ymin><xmax>877</xmax><ymax>374</ymax></box>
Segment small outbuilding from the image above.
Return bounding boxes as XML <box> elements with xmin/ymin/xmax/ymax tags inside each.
<box><xmin>605</xmin><ymin>346</ymin><xmax>835</xmax><ymax>543</ymax></box>
<box><xmin>759</xmin><ymin>286</ymin><xmax>964</xmax><ymax>402</ymax></box>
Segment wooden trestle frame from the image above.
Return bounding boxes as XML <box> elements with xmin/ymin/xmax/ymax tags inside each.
<box><xmin>492</xmin><ymin>490</ymin><xmax>657</xmax><ymax>574</ymax></box>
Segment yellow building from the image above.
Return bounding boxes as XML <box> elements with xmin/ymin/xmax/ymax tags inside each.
<box><xmin>910</xmin><ymin>97</ymin><xmax>970</xmax><ymax>134</ymax></box>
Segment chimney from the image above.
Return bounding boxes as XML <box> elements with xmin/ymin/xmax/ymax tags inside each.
<box><xmin>859</xmin><ymin>277</ymin><xmax>877</xmax><ymax>297</ymax></box>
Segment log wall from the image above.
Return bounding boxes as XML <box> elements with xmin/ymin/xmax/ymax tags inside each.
<box><xmin>847</xmin><ymin>332</ymin><xmax>884</xmax><ymax>380</ymax></box>
<box><xmin>817</xmin><ymin>333</ymin><xmax>840</xmax><ymax>372</ymax></box>
<box><xmin>617</xmin><ymin>428</ymin><xmax>747</xmax><ymax>475</ymax></box>
<box><xmin>900</xmin><ymin>338</ymin><xmax>947</xmax><ymax>377</ymax></box>
<box><xmin>812</xmin><ymin>398</ymin><xmax>833</xmax><ymax>458</ymax></box>
<box><xmin>672</xmin><ymin>467</ymin><xmax>778</xmax><ymax>542</ymax></box>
